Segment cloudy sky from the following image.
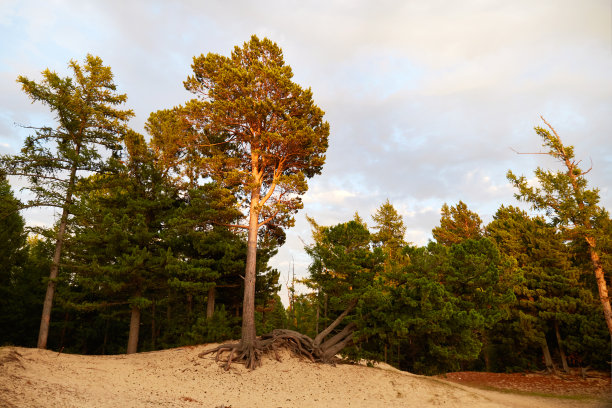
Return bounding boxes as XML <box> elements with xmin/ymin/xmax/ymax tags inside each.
<box><xmin>1</xmin><ymin>0</ymin><xmax>611</xmax><ymax>301</ymax></box>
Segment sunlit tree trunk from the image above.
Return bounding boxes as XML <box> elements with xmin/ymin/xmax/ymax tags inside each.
<box><xmin>241</xmin><ymin>187</ymin><xmax>260</xmax><ymax>350</ymax></box>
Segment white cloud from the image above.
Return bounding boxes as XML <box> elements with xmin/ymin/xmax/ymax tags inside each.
<box><xmin>303</xmin><ymin>188</ymin><xmax>356</xmax><ymax>205</ymax></box>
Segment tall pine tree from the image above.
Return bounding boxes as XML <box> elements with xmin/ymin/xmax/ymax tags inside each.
<box><xmin>508</xmin><ymin>117</ymin><xmax>612</xmax><ymax>337</ymax></box>
<box><xmin>164</xmin><ymin>36</ymin><xmax>329</xmax><ymax>369</ymax></box>
<box><xmin>0</xmin><ymin>55</ymin><xmax>133</xmax><ymax>348</ymax></box>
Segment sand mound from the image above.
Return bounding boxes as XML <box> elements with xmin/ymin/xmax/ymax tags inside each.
<box><xmin>0</xmin><ymin>345</ymin><xmax>608</xmax><ymax>407</ymax></box>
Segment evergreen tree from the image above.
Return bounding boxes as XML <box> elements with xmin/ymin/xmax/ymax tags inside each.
<box><xmin>508</xmin><ymin>117</ymin><xmax>611</xmax><ymax>336</ymax></box>
<box><xmin>0</xmin><ymin>55</ymin><xmax>133</xmax><ymax>348</ymax></box>
<box><xmin>67</xmin><ymin>131</ymin><xmax>175</xmax><ymax>354</ymax></box>
<box><xmin>0</xmin><ymin>175</ymin><xmax>31</xmax><ymax>345</ymax></box>
<box><xmin>0</xmin><ymin>175</ymin><xmax>27</xmax><ymax>288</ymax></box>
<box><xmin>432</xmin><ymin>201</ymin><xmax>483</xmax><ymax>246</ymax></box>
<box><xmin>172</xmin><ymin>35</ymin><xmax>329</xmax><ymax>369</ymax></box>
<box><xmin>371</xmin><ymin>199</ymin><xmax>407</xmax><ymax>258</ymax></box>
<box><xmin>487</xmin><ymin>205</ymin><xmax>608</xmax><ymax>371</ymax></box>
<box><xmin>385</xmin><ymin>239</ymin><xmax>514</xmax><ymax>374</ymax></box>
<box><xmin>304</xmin><ymin>218</ymin><xmax>383</xmax><ymax>361</ymax></box>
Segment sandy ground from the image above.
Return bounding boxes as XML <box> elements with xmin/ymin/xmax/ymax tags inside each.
<box><xmin>0</xmin><ymin>345</ymin><xmax>610</xmax><ymax>408</ymax></box>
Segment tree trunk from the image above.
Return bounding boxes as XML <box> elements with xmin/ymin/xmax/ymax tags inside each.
<box><xmin>151</xmin><ymin>301</ymin><xmax>156</xmax><ymax>349</ymax></box>
<box><xmin>37</xmin><ymin>147</ymin><xmax>79</xmax><ymax>350</ymax></box>
<box><xmin>206</xmin><ymin>286</ymin><xmax>215</xmax><ymax>320</ymax></box>
<box><xmin>315</xmin><ymin>301</ymin><xmax>320</xmax><ymax>335</ymax></box>
<box><xmin>102</xmin><ymin>318</ymin><xmax>109</xmax><ymax>355</ymax></box>
<box><xmin>384</xmin><ymin>343</ymin><xmax>388</xmax><ymax>364</ymax></box>
<box><xmin>324</xmin><ymin>293</ymin><xmax>328</xmax><ymax>319</ymax></box>
<box><xmin>127</xmin><ymin>303</ymin><xmax>141</xmax><ymax>354</ymax></box>
<box><xmin>397</xmin><ymin>342</ymin><xmax>401</xmax><ymax>369</ymax></box>
<box><xmin>313</xmin><ymin>299</ymin><xmax>357</xmax><ymax>348</ymax></box>
<box><xmin>554</xmin><ymin>319</ymin><xmax>569</xmax><ymax>372</ymax></box>
<box><xmin>37</xmin><ymin>204</ymin><xmax>70</xmax><ymax>349</ymax></box>
<box><xmin>586</xmin><ymin>238</ymin><xmax>612</xmax><ymax>337</ymax></box>
<box><xmin>541</xmin><ymin>338</ymin><xmax>555</xmax><ymax>373</ymax></box>
<box><xmin>482</xmin><ymin>333</ymin><xmax>491</xmax><ymax>372</ymax></box>
<box><xmin>240</xmin><ymin>188</ymin><xmax>260</xmax><ymax>349</ymax></box>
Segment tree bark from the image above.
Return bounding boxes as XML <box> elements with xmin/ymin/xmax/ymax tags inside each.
<box><xmin>151</xmin><ymin>301</ymin><xmax>156</xmax><ymax>349</ymax></box>
<box><xmin>586</xmin><ymin>238</ymin><xmax>612</xmax><ymax>337</ymax></box>
<box><xmin>127</xmin><ymin>302</ymin><xmax>141</xmax><ymax>354</ymax></box>
<box><xmin>187</xmin><ymin>293</ymin><xmax>193</xmax><ymax>319</ymax></box>
<box><xmin>37</xmin><ymin>145</ymin><xmax>80</xmax><ymax>349</ymax></box>
<box><xmin>240</xmin><ymin>187</ymin><xmax>260</xmax><ymax>349</ymax></box>
<box><xmin>103</xmin><ymin>318</ymin><xmax>109</xmax><ymax>355</ymax></box>
<box><xmin>554</xmin><ymin>319</ymin><xmax>569</xmax><ymax>372</ymax></box>
<box><xmin>313</xmin><ymin>299</ymin><xmax>357</xmax><ymax>348</ymax></box>
<box><xmin>37</xmin><ymin>202</ymin><xmax>70</xmax><ymax>349</ymax></box>
<box><xmin>315</xmin><ymin>301</ymin><xmax>320</xmax><ymax>335</ymax></box>
<box><xmin>541</xmin><ymin>338</ymin><xmax>555</xmax><ymax>373</ymax></box>
<box><xmin>397</xmin><ymin>342</ymin><xmax>401</xmax><ymax>369</ymax></box>
<box><xmin>482</xmin><ymin>334</ymin><xmax>491</xmax><ymax>372</ymax></box>
<box><xmin>206</xmin><ymin>286</ymin><xmax>215</xmax><ymax>320</ymax></box>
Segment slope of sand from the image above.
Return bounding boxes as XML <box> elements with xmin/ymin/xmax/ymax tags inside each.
<box><xmin>0</xmin><ymin>345</ymin><xmax>609</xmax><ymax>408</ymax></box>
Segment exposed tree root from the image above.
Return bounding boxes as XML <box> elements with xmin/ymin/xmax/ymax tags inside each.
<box><xmin>199</xmin><ymin>300</ymin><xmax>359</xmax><ymax>370</ymax></box>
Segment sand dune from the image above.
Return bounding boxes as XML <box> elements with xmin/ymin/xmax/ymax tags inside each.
<box><xmin>0</xmin><ymin>345</ymin><xmax>608</xmax><ymax>407</ymax></box>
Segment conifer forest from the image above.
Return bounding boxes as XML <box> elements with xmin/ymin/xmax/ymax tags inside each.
<box><xmin>1</xmin><ymin>36</ymin><xmax>610</xmax><ymax>375</ymax></box>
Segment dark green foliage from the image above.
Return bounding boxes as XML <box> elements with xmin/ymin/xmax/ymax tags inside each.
<box><xmin>0</xmin><ymin>175</ymin><xmax>27</xmax><ymax>277</ymax></box>
<box><xmin>388</xmin><ymin>240</ymin><xmax>514</xmax><ymax>374</ymax></box>
<box><xmin>486</xmin><ymin>205</ymin><xmax>610</xmax><ymax>371</ymax></box>
<box><xmin>0</xmin><ymin>237</ymin><xmax>49</xmax><ymax>347</ymax></box>
<box><xmin>303</xmin><ymin>211</ymin><xmax>514</xmax><ymax>374</ymax></box>
<box><xmin>184</xmin><ymin>306</ymin><xmax>241</xmax><ymax>345</ymax></box>
<box><xmin>255</xmin><ymin>294</ymin><xmax>288</xmax><ymax>334</ymax></box>
<box><xmin>0</xmin><ymin>177</ymin><xmax>47</xmax><ymax>347</ymax></box>
<box><xmin>62</xmin><ymin>131</ymin><xmax>176</xmax><ymax>353</ymax></box>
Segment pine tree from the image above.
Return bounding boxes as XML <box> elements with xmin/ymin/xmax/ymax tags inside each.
<box><xmin>507</xmin><ymin>117</ymin><xmax>612</xmax><ymax>336</ymax></box>
<box><xmin>67</xmin><ymin>131</ymin><xmax>175</xmax><ymax>354</ymax></box>
<box><xmin>389</xmin><ymin>243</ymin><xmax>490</xmax><ymax>373</ymax></box>
<box><xmin>432</xmin><ymin>201</ymin><xmax>483</xmax><ymax>246</ymax></box>
<box><xmin>486</xmin><ymin>205</ymin><xmax>607</xmax><ymax>371</ymax></box>
<box><xmin>174</xmin><ymin>36</ymin><xmax>329</xmax><ymax>369</ymax></box>
<box><xmin>0</xmin><ymin>175</ymin><xmax>31</xmax><ymax>345</ymax></box>
<box><xmin>0</xmin><ymin>55</ymin><xmax>133</xmax><ymax>348</ymax></box>
<box><xmin>304</xmin><ymin>218</ymin><xmax>383</xmax><ymax>361</ymax></box>
<box><xmin>371</xmin><ymin>199</ymin><xmax>407</xmax><ymax>258</ymax></box>
<box><xmin>0</xmin><ymin>175</ymin><xmax>27</xmax><ymax>286</ymax></box>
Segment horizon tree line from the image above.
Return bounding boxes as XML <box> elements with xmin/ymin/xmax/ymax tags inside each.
<box><xmin>0</xmin><ymin>37</ymin><xmax>609</xmax><ymax>374</ymax></box>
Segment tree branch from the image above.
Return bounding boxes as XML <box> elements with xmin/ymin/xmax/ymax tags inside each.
<box><xmin>212</xmin><ymin>221</ymin><xmax>249</xmax><ymax>230</ymax></box>
<box><xmin>313</xmin><ymin>298</ymin><xmax>358</xmax><ymax>348</ymax></box>
<box><xmin>258</xmin><ymin>207</ymin><xmax>281</xmax><ymax>228</ymax></box>
<box><xmin>509</xmin><ymin>147</ymin><xmax>548</xmax><ymax>155</ymax></box>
